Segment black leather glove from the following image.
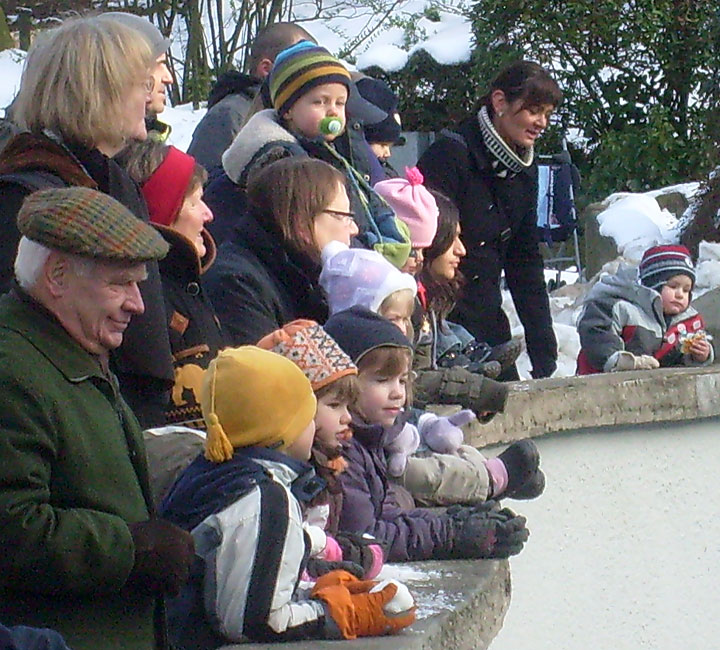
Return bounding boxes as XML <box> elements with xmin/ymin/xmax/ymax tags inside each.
<box><xmin>127</xmin><ymin>519</ymin><xmax>195</xmax><ymax>596</ymax></box>
<box><xmin>452</xmin><ymin>506</ymin><xmax>529</xmax><ymax>559</ymax></box>
<box><xmin>463</xmin><ymin>340</ymin><xmax>492</xmax><ymax>364</ymax></box>
<box><xmin>305</xmin><ymin>558</ymin><xmax>365</xmax><ymax>580</ymax></box>
<box><xmin>334</xmin><ymin>532</ymin><xmax>385</xmax><ymax>578</ymax></box>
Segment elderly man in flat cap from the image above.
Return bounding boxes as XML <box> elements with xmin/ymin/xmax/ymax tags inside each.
<box><xmin>0</xmin><ymin>187</ymin><xmax>195</xmax><ymax>650</ymax></box>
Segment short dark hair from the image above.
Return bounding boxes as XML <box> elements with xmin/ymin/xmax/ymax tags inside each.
<box><xmin>248</xmin><ymin>22</ymin><xmax>316</xmax><ymax>73</ymax></box>
<box><xmin>478</xmin><ymin>60</ymin><xmax>562</xmax><ymax>116</ymax></box>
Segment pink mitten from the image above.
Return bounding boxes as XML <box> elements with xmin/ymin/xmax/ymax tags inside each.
<box><xmin>384</xmin><ymin>423</ymin><xmax>420</xmax><ymax>477</ymax></box>
<box><xmin>418</xmin><ymin>410</ymin><xmax>476</xmax><ymax>453</ymax></box>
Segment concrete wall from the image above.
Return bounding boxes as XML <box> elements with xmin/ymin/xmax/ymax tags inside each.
<box><xmin>458</xmin><ymin>365</ymin><xmax>720</xmax><ymax>448</ymax></box>
<box><xmin>489</xmin><ymin>417</ymin><xmax>720</xmax><ymax>650</ymax></box>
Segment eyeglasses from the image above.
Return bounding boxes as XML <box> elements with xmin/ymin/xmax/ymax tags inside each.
<box><xmin>324</xmin><ymin>209</ymin><xmax>357</xmax><ymax>225</ymax></box>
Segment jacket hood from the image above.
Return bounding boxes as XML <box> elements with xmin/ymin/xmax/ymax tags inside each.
<box><xmin>588</xmin><ymin>264</ymin><xmax>662</xmax><ymax>319</ymax></box>
<box><xmin>221</xmin><ymin>109</ymin><xmax>298</xmax><ymax>184</ymax></box>
<box><xmin>160</xmin><ymin>446</ymin><xmax>321</xmax><ymax>532</ymax></box>
<box><xmin>207</xmin><ymin>71</ymin><xmax>261</xmax><ymax>109</ymax></box>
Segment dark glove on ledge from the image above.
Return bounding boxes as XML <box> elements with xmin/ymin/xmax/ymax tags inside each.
<box><xmin>127</xmin><ymin>518</ymin><xmax>195</xmax><ymax>596</ymax></box>
<box><xmin>451</xmin><ymin>505</ymin><xmax>529</xmax><ymax>559</ymax></box>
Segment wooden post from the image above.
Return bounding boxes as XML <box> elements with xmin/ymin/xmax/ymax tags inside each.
<box><xmin>16</xmin><ymin>7</ymin><xmax>32</xmax><ymax>51</ymax></box>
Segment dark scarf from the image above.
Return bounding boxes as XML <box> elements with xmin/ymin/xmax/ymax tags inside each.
<box><xmin>477</xmin><ymin>105</ymin><xmax>534</xmax><ymax>178</ymax></box>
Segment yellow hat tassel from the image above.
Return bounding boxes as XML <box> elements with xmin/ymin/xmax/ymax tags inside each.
<box><xmin>203</xmin><ymin>360</ymin><xmax>234</xmax><ymax>463</ymax></box>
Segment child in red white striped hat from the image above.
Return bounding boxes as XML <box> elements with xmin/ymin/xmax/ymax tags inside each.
<box><xmin>577</xmin><ymin>244</ymin><xmax>713</xmax><ymax>374</ymax></box>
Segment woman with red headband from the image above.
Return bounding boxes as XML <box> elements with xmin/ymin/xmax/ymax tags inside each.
<box><xmin>119</xmin><ymin>143</ymin><xmax>225</xmax><ymax>432</ymax></box>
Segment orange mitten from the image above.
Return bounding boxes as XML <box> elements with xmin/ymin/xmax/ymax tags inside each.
<box><xmin>312</xmin><ymin>569</ymin><xmax>373</xmax><ymax>592</ymax></box>
<box><xmin>312</xmin><ymin>579</ymin><xmax>415</xmax><ymax>639</ymax></box>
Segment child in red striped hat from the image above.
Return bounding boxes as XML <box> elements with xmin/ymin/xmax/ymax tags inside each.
<box><xmin>577</xmin><ymin>244</ymin><xmax>713</xmax><ymax>374</ymax></box>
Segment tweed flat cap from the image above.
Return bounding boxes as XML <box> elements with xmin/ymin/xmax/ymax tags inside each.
<box><xmin>18</xmin><ymin>187</ymin><xmax>169</xmax><ymax>262</ymax></box>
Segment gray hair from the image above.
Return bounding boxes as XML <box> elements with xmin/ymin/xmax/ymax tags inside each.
<box><xmin>15</xmin><ymin>236</ymin><xmax>96</xmax><ymax>290</ymax></box>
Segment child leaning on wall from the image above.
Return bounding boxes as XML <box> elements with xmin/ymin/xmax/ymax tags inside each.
<box><xmin>577</xmin><ymin>245</ymin><xmax>714</xmax><ymax>374</ymax></box>
<box><xmin>320</xmin><ymin>249</ymin><xmax>544</xmax><ymax>506</ymax></box>
<box><xmin>257</xmin><ymin>320</ymin><xmax>386</xmax><ymax>580</ymax></box>
<box><xmin>160</xmin><ymin>346</ymin><xmax>414</xmax><ymax>645</ymax></box>
<box><xmin>324</xmin><ymin>306</ymin><xmax>534</xmax><ymax>563</ymax></box>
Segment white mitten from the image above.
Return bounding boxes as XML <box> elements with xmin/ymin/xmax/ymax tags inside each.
<box><xmin>384</xmin><ymin>423</ymin><xmax>420</xmax><ymax>477</ymax></box>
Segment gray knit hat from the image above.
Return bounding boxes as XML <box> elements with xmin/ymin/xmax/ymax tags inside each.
<box><xmin>18</xmin><ymin>187</ymin><xmax>169</xmax><ymax>263</ymax></box>
<box><xmin>99</xmin><ymin>12</ymin><xmax>170</xmax><ymax>58</ymax></box>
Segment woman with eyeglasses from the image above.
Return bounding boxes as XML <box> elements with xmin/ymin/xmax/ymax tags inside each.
<box><xmin>0</xmin><ymin>15</ymin><xmax>176</xmax><ymax>428</ymax></box>
<box><xmin>418</xmin><ymin>60</ymin><xmax>562</xmax><ymax>380</ymax></box>
<box><xmin>204</xmin><ymin>156</ymin><xmax>359</xmax><ymax>345</ymax></box>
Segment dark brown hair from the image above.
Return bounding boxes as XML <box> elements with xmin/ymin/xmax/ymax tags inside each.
<box><xmin>246</xmin><ymin>157</ymin><xmax>347</xmax><ymax>261</ymax></box>
<box><xmin>419</xmin><ymin>190</ymin><xmax>465</xmax><ymax>321</ymax></box>
<box><xmin>477</xmin><ymin>60</ymin><xmax>562</xmax><ymax>117</ymax></box>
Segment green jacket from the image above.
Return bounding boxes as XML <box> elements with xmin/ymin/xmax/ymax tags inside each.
<box><xmin>0</xmin><ymin>290</ymin><xmax>160</xmax><ymax>650</ymax></box>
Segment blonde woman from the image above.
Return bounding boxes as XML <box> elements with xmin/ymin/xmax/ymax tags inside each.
<box><xmin>0</xmin><ymin>15</ymin><xmax>175</xmax><ymax>428</ymax></box>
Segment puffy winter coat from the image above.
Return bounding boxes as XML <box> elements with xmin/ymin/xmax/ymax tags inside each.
<box><xmin>417</xmin><ymin>119</ymin><xmax>557</xmax><ymax>379</ymax></box>
<box><xmin>160</xmin><ymin>447</ymin><xmax>333</xmax><ymax>645</ymax></box>
<box><xmin>0</xmin><ymin>290</ymin><xmax>159</xmax><ymax>650</ymax></box>
<box><xmin>339</xmin><ymin>418</ymin><xmax>458</xmax><ymax>562</ymax></box>
<box><xmin>203</xmin><ymin>207</ymin><xmax>328</xmax><ymax>345</ymax></box>
<box><xmin>155</xmin><ymin>226</ymin><xmax>226</xmax><ymax>427</ymax></box>
<box><xmin>577</xmin><ymin>265</ymin><xmax>714</xmax><ymax>373</ymax></box>
<box><xmin>0</xmin><ymin>131</ymin><xmax>174</xmax><ymax>427</ymax></box>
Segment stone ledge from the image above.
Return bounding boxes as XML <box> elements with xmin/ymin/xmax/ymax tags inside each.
<box><xmin>458</xmin><ymin>365</ymin><xmax>720</xmax><ymax>447</ymax></box>
<box><xmin>221</xmin><ymin>559</ymin><xmax>509</xmax><ymax>650</ymax></box>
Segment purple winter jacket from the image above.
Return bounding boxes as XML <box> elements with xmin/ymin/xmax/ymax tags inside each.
<box><xmin>338</xmin><ymin>418</ymin><xmax>457</xmax><ymax>562</ymax></box>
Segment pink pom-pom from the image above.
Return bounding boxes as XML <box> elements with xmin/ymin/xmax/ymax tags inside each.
<box><xmin>405</xmin><ymin>166</ymin><xmax>424</xmax><ymax>186</ymax></box>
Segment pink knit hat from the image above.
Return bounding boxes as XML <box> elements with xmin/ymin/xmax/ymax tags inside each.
<box><xmin>374</xmin><ymin>167</ymin><xmax>439</xmax><ymax>248</ymax></box>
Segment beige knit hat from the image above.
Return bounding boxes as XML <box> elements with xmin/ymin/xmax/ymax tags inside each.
<box><xmin>256</xmin><ymin>319</ymin><xmax>357</xmax><ymax>391</ymax></box>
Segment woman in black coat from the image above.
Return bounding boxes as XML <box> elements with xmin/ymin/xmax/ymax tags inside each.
<box><xmin>418</xmin><ymin>61</ymin><xmax>562</xmax><ymax>380</ymax></box>
<box><xmin>204</xmin><ymin>156</ymin><xmax>360</xmax><ymax>345</ymax></box>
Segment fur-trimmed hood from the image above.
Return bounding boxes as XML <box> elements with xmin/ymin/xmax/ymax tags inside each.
<box><xmin>220</xmin><ymin>109</ymin><xmax>302</xmax><ymax>186</ymax></box>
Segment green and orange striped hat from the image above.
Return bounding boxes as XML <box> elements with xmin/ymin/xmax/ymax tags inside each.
<box><xmin>17</xmin><ymin>187</ymin><xmax>168</xmax><ymax>263</ymax></box>
<box><xmin>268</xmin><ymin>40</ymin><xmax>351</xmax><ymax>117</ymax></box>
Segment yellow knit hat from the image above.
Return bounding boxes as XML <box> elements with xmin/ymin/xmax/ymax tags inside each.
<box><xmin>201</xmin><ymin>346</ymin><xmax>317</xmax><ymax>463</ymax></box>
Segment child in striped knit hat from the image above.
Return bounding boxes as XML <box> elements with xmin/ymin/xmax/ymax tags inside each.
<box><xmin>214</xmin><ymin>40</ymin><xmax>411</xmax><ymax>267</ymax></box>
<box><xmin>577</xmin><ymin>244</ymin><xmax>713</xmax><ymax>374</ymax></box>
<box><xmin>257</xmin><ymin>320</ymin><xmax>386</xmax><ymax>582</ymax></box>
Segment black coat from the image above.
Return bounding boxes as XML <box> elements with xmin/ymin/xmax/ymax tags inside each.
<box><xmin>203</xmin><ymin>208</ymin><xmax>328</xmax><ymax>346</ymax></box>
<box><xmin>0</xmin><ymin>132</ymin><xmax>175</xmax><ymax>426</ymax></box>
<box><xmin>417</xmin><ymin>118</ymin><xmax>557</xmax><ymax>379</ymax></box>
<box><xmin>156</xmin><ymin>226</ymin><xmax>226</xmax><ymax>427</ymax></box>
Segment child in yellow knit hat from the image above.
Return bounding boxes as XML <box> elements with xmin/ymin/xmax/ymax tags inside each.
<box><xmin>160</xmin><ymin>346</ymin><xmax>414</xmax><ymax>645</ymax></box>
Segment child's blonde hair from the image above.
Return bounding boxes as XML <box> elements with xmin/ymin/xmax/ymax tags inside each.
<box><xmin>378</xmin><ymin>288</ymin><xmax>415</xmax><ymax>341</ymax></box>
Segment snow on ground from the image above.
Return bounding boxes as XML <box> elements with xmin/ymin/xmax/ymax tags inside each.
<box><xmin>0</xmin><ymin>48</ymin><xmax>24</xmax><ymax>116</ymax></box>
